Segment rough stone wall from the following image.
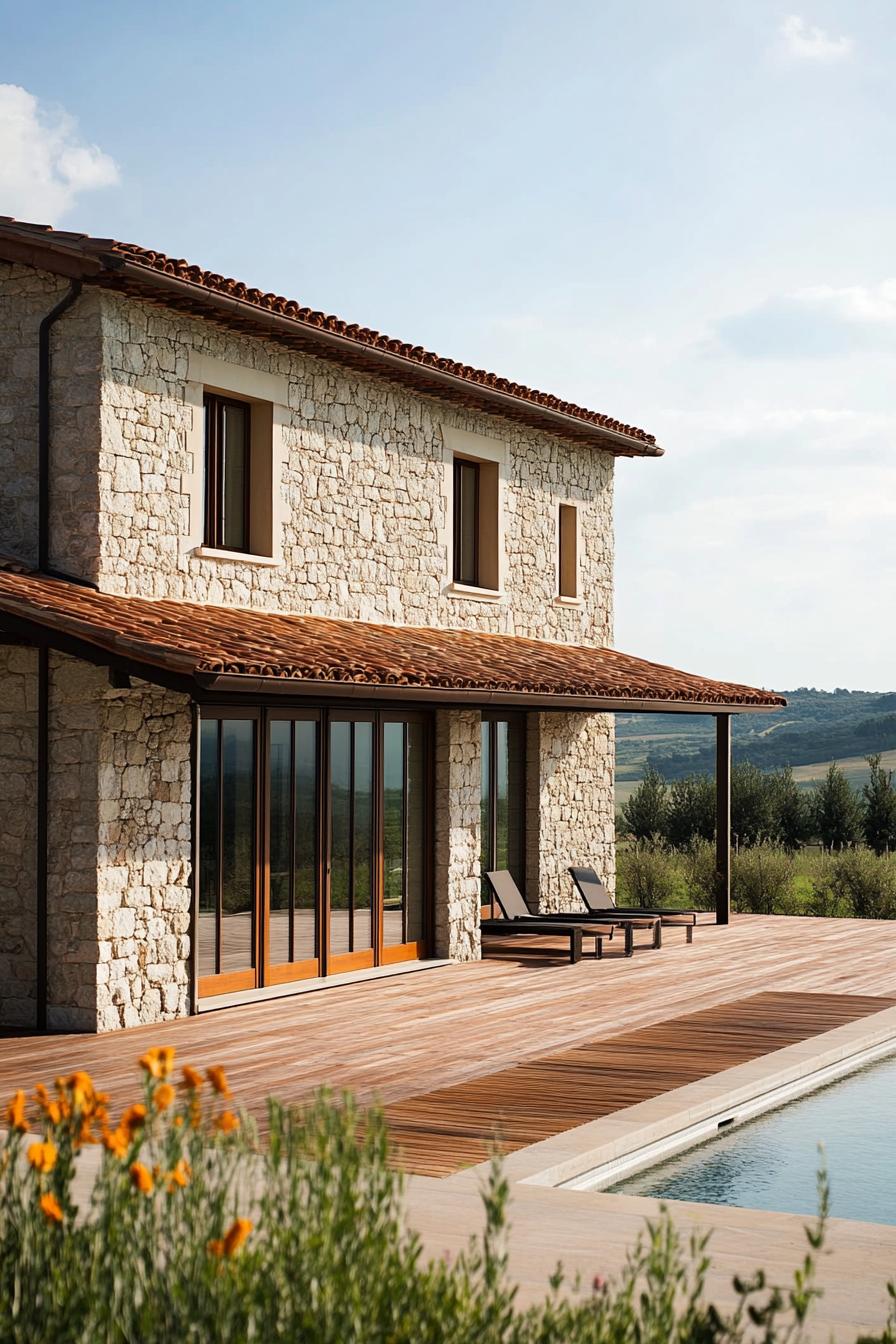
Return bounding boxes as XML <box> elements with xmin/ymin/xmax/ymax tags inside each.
<box><xmin>528</xmin><ymin>712</ymin><xmax>616</xmax><ymax>914</ymax></box>
<box><xmin>0</xmin><ymin>646</ymin><xmax>38</xmax><ymax>1026</ymax></box>
<box><xmin>0</xmin><ymin>651</ymin><xmax>192</xmax><ymax>1033</ymax></box>
<box><xmin>433</xmin><ymin>709</ymin><xmax>481</xmax><ymax>961</ymax></box>
<box><xmin>94</xmin><ymin>291</ymin><xmax>615</xmax><ymax>645</ymax></box>
<box><xmin>96</xmin><ymin>682</ymin><xmax>192</xmax><ymax>1030</ymax></box>
<box><xmin>0</xmin><ymin>263</ymin><xmax>103</xmax><ymax>577</ymax></box>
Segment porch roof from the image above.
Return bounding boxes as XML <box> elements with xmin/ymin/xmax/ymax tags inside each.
<box><xmin>0</xmin><ymin>563</ymin><xmax>785</xmax><ymax>712</ymax></box>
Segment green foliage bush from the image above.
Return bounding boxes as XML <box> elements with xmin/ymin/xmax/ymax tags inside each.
<box><xmin>615</xmin><ymin>842</ymin><xmax>681</xmax><ymax>908</ymax></box>
<box><xmin>3</xmin><ymin>1059</ymin><xmax>895</xmax><ymax>1343</ymax></box>
<box><xmin>823</xmin><ymin>848</ymin><xmax>896</xmax><ymax>920</ymax></box>
<box><xmin>731</xmin><ymin>846</ymin><xmax>797</xmax><ymax>916</ymax></box>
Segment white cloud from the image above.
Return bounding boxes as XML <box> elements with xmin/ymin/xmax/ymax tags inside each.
<box><xmin>778</xmin><ymin>15</ymin><xmax>854</xmax><ymax>64</ymax></box>
<box><xmin>715</xmin><ymin>280</ymin><xmax>896</xmax><ymax>357</ymax></box>
<box><xmin>0</xmin><ymin>84</ymin><xmax>119</xmax><ymax>222</ymax></box>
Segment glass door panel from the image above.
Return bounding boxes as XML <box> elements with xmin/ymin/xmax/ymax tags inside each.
<box><xmin>197</xmin><ymin>715</ymin><xmax>258</xmax><ymax>996</ymax></box>
<box><xmin>382</xmin><ymin>720</ymin><xmax>428</xmax><ymax>957</ymax></box>
<box><xmin>481</xmin><ymin>715</ymin><xmax>526</xmax><ymax>917</ymax></box>
<box><xmin>328</xmin><ymin>719</ymin><xmax>375</xmax><ymax>971</ymax></box>
<box><xmin>266</xmin><ymin>717</ymin><xmax>320</xmax><ymax>982</ymax></box>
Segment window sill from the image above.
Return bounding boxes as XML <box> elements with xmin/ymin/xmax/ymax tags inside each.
<box><xmin>554</xmin><ymin>595</ymin><xmax>583</xmax><ymax>607</ymax></box>
<box><xmin>444</xmin><ymin>581</ymin><xmax>505</xmax><ymax>603</ymax></box>
<box><xmin>192</xmin><ymin>546</ymin><xmax>280</xmax><ymax>567</ymax></box>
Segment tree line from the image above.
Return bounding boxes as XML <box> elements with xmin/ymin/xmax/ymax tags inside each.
<box><xmin>620</xmin><ymin>755</ymin><xmax>896</xmax><ymax>855</ymax></box>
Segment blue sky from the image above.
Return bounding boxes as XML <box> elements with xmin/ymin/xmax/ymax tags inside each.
<box><xmin>3</xmin><ymin>0</ymin><xmax>894</xmax><ymax>690</ymax></box>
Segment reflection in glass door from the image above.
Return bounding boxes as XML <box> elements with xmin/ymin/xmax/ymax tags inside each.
<box><xmin>197</xmin><ymin>707</ymin><xmax>431</xmax><ymax>1000</ymax></box>
<box><xmin>328</xmin><ymin>718</ymin><xmax>375</xmax><ymax>972</ymax></box>
<box><xmin>198</xmin><ymin>715</ymin><xmax>258</xmax><ymax>996</ymax></box>
<box><xmin>480</xmin><ymin>714</ymin><xmax>526</xmax><ymax>917</ymax></box>
<box><xmin>267</xmin><ymin>716</ymin><xmax>320</xmax><ymax>982</ymax></box>
<box><xmin>382</xmin><ymin>718</ymin><xmax>427</xmax><ymax>960</ymax></box>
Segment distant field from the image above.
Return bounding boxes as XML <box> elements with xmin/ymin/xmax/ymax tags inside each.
<box><xmin>615</xmin><ymin>748</ymin><xmax>896</xmax><ymax>808</ymax></box>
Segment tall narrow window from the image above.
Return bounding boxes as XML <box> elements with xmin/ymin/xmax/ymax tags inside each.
<box><xmin>204</xmin><ymin>393</ymin><xmax>251</xmax><ymax>552</ymax></box>
<box><xmin>453</xmin><ymin>458</ymin><xmax>480</xmax><ymax>585</ymax></box>
<box><xmin>480</xmin><ymin>714</ymin><xmax>526</xmax><ymax>914</ymax></box>
<box><xmin>558</xmin><ymin>503</ymin><xmax>578</xmax><ymax>599</ymax></box>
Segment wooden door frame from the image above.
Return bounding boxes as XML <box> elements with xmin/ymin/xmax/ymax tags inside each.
<box><xmin>480</xmin><ymin>711</ymin><xmax>527</xmax><ymax>919</ymax></box>
<box><xmin>379</xmin><ymin>710</ymin><xmax>433</xmax><ymax>965</ymax></box>
<box><xmin>195</xmin><ymin>704</ymin><xmax>435</xmax><ymax>1003</ymax></box>
<box><xmin>264</xmin><ymin>709</ymin><xmax>323</xmax><ymax>986</ymax></box>
<box><xmin>196</xmin><ymin>706</ymin><xmax>262</xmax><ymax>1000</ymax></box>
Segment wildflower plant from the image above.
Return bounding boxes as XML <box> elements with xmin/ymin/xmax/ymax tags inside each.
<box><xmin>0</xmin><ymin>1053</ymin><xmax>891</xmax><ymax>1343</ymax></box>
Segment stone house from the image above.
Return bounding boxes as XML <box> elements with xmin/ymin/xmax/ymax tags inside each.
<box><xmin>0</xmin><ymin>218</ymin><xmax>783</xmax><ymax>1032</ymax></box>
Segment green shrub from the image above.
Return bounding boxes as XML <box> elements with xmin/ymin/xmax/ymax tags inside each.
<box><xmin>680</xmin><ymin>840</ymin><xmax>719</xmax><ymax>911</ymax></box>
<box><xmin>2</xmin><ymin>1056</ymin><xmax>888</xmax><ymax>1343</ymax></box>
<box><xmin>826</xmin><ymin>848</ymin><xmax>896</xmax><ymax>920</ymax></box>
<box><xmin>616</xmin><ymin>842</ymin><xmax>681</xmax><ymax>908</ymax></box>
<box><xmin>732</xmin><ymin>844</ymin><xmax>797</xmax><ymax>915</ymax></box>
<box><xmin>619</xmin><ymin>766</ymin><xmax>667</xmax><ymax>842</ymax></box>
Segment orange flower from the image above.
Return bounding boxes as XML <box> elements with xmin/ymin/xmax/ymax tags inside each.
<box><xmin>206</xmin><ymin>1066</ymin><xmax>230</xmax><ymax>1097</ymax></box>
<box><xmin>181</xmin><ymin>1065</ymin><xmax>204</xmax><ymax>1091</ymax></box>
<box><xmin>4</xmin><ymin>1089</ymin><xmax>28</xmax><ymax>1133</ymax></box>
<box><xmin>39</xmin><ymin>1192</ymin><xmax>64</xmax><ymax>1225</ymax></box>
<box><xmin>139</xmin><ymin>1047</ymin><xmax>176</xmax><ymax>1080</ymax></box>
<box><xmin>65</xmin><ymin>1071</ymin><xmax>95</xmax><ymax>1111</ymax></box>
<box><xmin>34</xmin><ymin>1085</ymin><xmax>64</xmax><ymax>1126</ymax></box>
<box><xmin>153</xmin><ymin>1083</ymin><xmax>175</xmax><ymax>1112</ymax></box>
<box><xmin>120</xmin><ymin>1103</ymin><xmax>147</xmax><ymax>1139</ymax></box>
<box><xmin>214</xmin><ymin>1110</ymin><xmax>240</xmax><ymax>1135</ymax></box>
<box><xmin>208</xmin><ymin>1218</ymin><xmax>252</xmax><ymax>1258</ymax></box>
<box><xmin>102</xmin><ymin>1125</ymin><xmax>129</xmax><ymax>1159</ymax></box>
<box><xmin>129</xmin><ymin>1161</ymin><xmax>154</xmax><ymax>1195</ymax></box>
<box><xmin>27</xmin><ymin>1141</ymin><xmax>57</xmax><ymax>1175</ymax></box>
<box><xmin>165</xmin><ymin>1158</ymin><xmax>190</xmax><ymax>1192</ymax></box>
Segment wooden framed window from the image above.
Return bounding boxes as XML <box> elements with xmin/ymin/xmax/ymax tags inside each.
<box><xmin>453</xmin><ymin>458</ymin><xmax>480</xmax><ymax>585</ymax></box>
<box><xmin>204</xmin><ymin>393</ymin><xmax>251</xmax><ymax>552</ymax></box>
<box><xmin>558</xmin><ymin>503</ymin><xmax>578</xmax><ymax>599</ymax></box>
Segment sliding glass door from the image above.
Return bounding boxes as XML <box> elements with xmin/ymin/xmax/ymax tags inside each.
<box><xmin>480</xmin><ymin>713</ymin><xmax>527</xmax><ymax>917</ymax></box>
<box><xmin>328</xmin><ymin>716</ymin><xmax>376</xmax><ymax>973</ymax></box>
<box><xmin>196</xmin><ymin>707</ymin><xmax>432</xmax><ymax>999</ymax></box>
<box><xmin>267</xmin><ymin>714</ymin><xmax>321</xmax><ymax>983</ymax></box>
<box><xmin>197</xmin><ymin>712</ymin><xmax>259</xmax><ymax>997</ymax></box>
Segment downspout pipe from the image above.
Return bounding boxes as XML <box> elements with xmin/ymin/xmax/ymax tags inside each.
<box><xmin>37</xmin><ymin>281</ymin><xmax>96</xmax><ymax>587</ymax></box>
<box><xmin>36</xmin><ymin>645</ymin><xmax>49</xmax><ymax>1030</ymax></box>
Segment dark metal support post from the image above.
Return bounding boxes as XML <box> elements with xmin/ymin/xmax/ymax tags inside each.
<box><xmin>36</xmin><ymin>646</ymin><xmax>49</xmax><ymax>1030</ymax></box>
<box><xmin>715</xmin><ymin>713</ymin><xmax>731</xmax><ymax>924</ymax></box>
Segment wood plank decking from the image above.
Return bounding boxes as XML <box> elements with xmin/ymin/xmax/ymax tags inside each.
<box><xmin>1</xmin><ymin>915</ymin><xmax>896</xmax><ymax>1149</ymax></box>
<box><xmin>383</xmin><ymin>990</ymin><xmax>894</xmax><ymax>1175</ymax></box>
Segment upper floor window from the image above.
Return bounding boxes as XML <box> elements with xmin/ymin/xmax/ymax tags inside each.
<box><xmin>450</xmin><ymin>451</ymin><xmax>500</xmax><ymax>591</ymax></box>
<box><xmin>453</xmin><ymin>458</ymin><xmax>480</xmax><ymax>585</ymax></box>
<box><xmin>557</xmin><ymin>502</ymin><xmax>579</xmax><ymax>600</ymax></box>
<box><xmin>204</xmin><ymin>393</ymin><xmax>251</xmax><ymax>553</ymax></box>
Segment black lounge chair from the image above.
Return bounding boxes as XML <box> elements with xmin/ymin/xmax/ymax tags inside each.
<box><xmin>568</xmin><ymin>866</ymin><xmax>698</xmax><ymax>944</ymax></box>
<box><xmin>485</xmin><ymin>869</ymin><xmax>662</xmax><ymax>952</ymax></box>
<box><xmin>480</xmin><ymin>870</ymin><xmax>617</xmax><ymax>963</ymax></box>
<box><xmin>482</xmin><ymin>870</ymin><xmax>651</xmax><ymax>959</ymax></box>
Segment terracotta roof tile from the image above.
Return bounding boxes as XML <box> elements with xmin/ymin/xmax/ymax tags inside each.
<box><xmin>0</xmin><ymin>566</ymin><xmax>784</xmax><ymax>711</ymax></box>
<box><xmin>0</xmin><ymin>217</ymin><xmax>659</xmax><ymax>455</ymax></box>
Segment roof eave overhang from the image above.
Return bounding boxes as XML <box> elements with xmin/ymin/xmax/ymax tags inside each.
<box><xmin>194</xmin><ymin>671</ymin><xmax>782</xmax><ymax>714</ymax></box>
<box><xmin>91</xmin><ymin>255</ymin><xmax>663</xmax><ymax>458</ymax></box>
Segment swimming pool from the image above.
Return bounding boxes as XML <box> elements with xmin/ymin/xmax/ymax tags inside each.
<box><xmin>609</xmin><ymin>1052</ymin><xmax>896</xmax><ymax>1225</ymax></box>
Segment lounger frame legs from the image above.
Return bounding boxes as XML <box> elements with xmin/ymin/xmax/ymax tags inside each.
<box><xmin>569</xmin><ymin>928</ymin><xmax>582</xmax><ymax>964</ymax></box>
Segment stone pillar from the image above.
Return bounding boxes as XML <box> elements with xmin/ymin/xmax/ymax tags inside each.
<box><xmin>528</xmin><ymin>711</ymin><xmax>616</xmax><ymax>913</ymax></box>
<box><xmin>433</xmin><ymin>708</ymin><xmax>481</xmax><ymax>961</ymax></box>
<box><xmin>0</xmin><ymin>651</ymin><xmax>193</xmax><ymax>1033</ymax></box>
<box><xmin>0</xmin><ymin>646</ymin><xmax>39</xmax><ymax>1027</ymax></box>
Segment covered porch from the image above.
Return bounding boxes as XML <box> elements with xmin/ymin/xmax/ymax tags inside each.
<box><xmin>0</xmin><ymin>560</ymin><xmax>784</xmax><ymax>1031</ymax></box>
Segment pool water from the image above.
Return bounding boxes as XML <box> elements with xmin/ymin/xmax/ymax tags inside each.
<box><xmin>610</xmin><ymin>1053</ymin><xmax>896</xmax><ymax>1225</ymax></box>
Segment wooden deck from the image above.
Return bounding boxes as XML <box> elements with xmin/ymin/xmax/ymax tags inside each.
<box><xmin>2</xmin><ymin>914</ymin><xmax>896</xmax><ymax>1136</ymax></box>
<box><xmin>382</xmin><ymin>990</ymin><xmax>894</xmax><ymax>1175</ymax></box>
